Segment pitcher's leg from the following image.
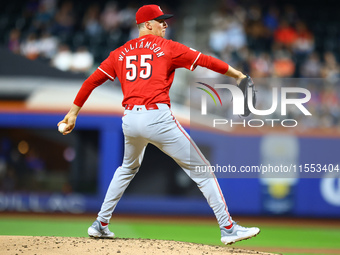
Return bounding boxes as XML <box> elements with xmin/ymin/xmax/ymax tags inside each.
<box><xmin>174</xmin><ymin>135</ymin><xmax>233</xmax><ymax>228</ymax></box>
<box><xmin>188</xmin><ymin>170</ymin><xmax>233</xmax><ymax>227</ymax></box>
<box><xmin>97</xmin><ymin>136</ymin><xmax>147</xmax><ymax>223</ymax></box>
<box><xmin>151</xmin><ymin>115</ymin><xmax>232</xmax><ymax>227</ymax></box>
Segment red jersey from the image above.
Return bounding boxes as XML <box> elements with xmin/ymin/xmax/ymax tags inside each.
<box><xmin>98</xmin><ymin>34</ymin><xmax>201</xmax><ymax>106</ymax></box>
<box><xmin>73</xmin><ymin>35</ymin><xmax>229</xmax><ymax>108</ymax></box>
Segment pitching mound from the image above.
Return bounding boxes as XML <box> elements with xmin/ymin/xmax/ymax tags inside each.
<box><xmin>0</xmin><ymin>236</ymin><xmax>274</xmax><ymax>255</ymax></box>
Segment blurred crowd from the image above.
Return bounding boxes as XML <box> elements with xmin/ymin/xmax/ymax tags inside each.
<box><xmin>4</xmin><ymin>0</ymin><xmax>143</xmax><ymax>74</ymax></box>
<box><xmin>2</xmin><ymin>0</ymin><xmax>340</xmax><ymax>128</ymax></box>
<box><xmin>207</xmin><ymin>3</ymin><xmax>339</xmax><ymax>80</ymax></box>
<box><xmin>193</xmin><ymin>1</ymin><xmax>340</xmax><ymax>128</ymax></box>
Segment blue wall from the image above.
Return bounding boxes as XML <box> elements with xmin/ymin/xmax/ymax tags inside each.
<box><xmin>0</xmin><ymin>112</ymin><xmax>339</xmax><ymax>217</ymax></box>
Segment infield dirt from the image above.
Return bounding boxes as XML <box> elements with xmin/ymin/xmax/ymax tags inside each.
<box><xmin>0</xmin><ymin>236</ymin><xmax>275</xmax><ymax>255</ymax></box>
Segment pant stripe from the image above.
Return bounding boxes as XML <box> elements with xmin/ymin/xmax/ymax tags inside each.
<box><xmin>211</xmin><ymin>172</ymin><xmax>233</xmax><ymax>225</ymax></box>
<box><xmin>171</xmin><ymin>112</ymin><xmax>232</xmax><ymax>225</ymax></box>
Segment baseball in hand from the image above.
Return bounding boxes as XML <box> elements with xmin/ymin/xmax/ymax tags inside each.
<box><xmin>58</xmin><ymin>123</ymin><xmax>67</xmax><ymax>133</ymax></box>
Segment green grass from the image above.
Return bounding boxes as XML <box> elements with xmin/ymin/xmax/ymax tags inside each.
<box><xmin>0</xmin><ymin>218</ymin><xmax>89</xmax><ymax>237</ymax></box>
<box><xmin>1</xmin><ymin>217</ymin><xmax>340</xmax><ymax>254</ymax></box>
<box><xmin>117</xmin><ymin>221</ymin><xmax>340</xmax><ymax>250</ymax></box>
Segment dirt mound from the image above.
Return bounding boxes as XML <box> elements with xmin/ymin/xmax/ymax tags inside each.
<box><xmin>0</xmin><ymin>236</ymin><xmax>274</xmax><ymax>255</ymax></box>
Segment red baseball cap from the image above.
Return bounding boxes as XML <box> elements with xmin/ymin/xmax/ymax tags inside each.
<box><xmin>136</xmin><ymin>5</ymin><xmax>173</xmax><ymax>24</ymax></box>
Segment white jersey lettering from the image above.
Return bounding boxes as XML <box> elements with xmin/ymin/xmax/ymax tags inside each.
<box><xmin>144</xmin><ymin>41</ymin><xmax>151</xmax><ymax>48</ymax></box>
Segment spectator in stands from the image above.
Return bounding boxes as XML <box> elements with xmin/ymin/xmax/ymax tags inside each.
<box><xmin>321</xmin><ymin>52</ymin><xmax>339</xmax><ymax>82</ymax></box>
<box><xmin>41</xmin><ymin>0</ymin><xmax>57</xmax><ymax>13</ymax></box>
<box><xmin>272</xmin><ymin>50</ymin><xmax>295</xmax><ymax>77</ymax></box>
<box><xmin>246</xmin><ymin>19</ymin><xmax>271</xmax><ymax>52</ymax></box>
<box><xmin>283</xmin><ymin>4</ymin><xmax>298</xmax><ymax>25</ymax></box>
<box><xmin>128</xmin><ymin>25</ymin><xmax>139</xmax><ymax>41</ymax></box>
<box><xmin>70</xmin><ymin>46</ymin><xmax>94</xmax><ymax>74</ymax></box>
<box><xmin>274</xmin><ymin>20</ymin><xmax>298</xmax><ymax>48</ymax></box>
<box><xmin>82</xmin><ymin>3</ymin><xmax>103</xmax><ymax>37</ymax></box>
<box><xmin>224</xmin><ymin>16</ymin><xmax>247</xmax><ymax>51</ymax></box>
<box><xmin>100</xmin><ymin>1</ymin><xmax>120</xmax><ymax>32</ymax></box>
<box><xmin>249</xmin><ymin>52</ymin><xmax>272</xmax><ymax>78</ymax></box>
<box><xmin>263</xmin><ymin>6</ymin><xmax>279</xmax><ymax>32</ymax></box>
<box><xmin>209</xmin><ymin>14</ymin><xmax>246</xmax><ymax>53</ymax></box>
<box><xmin>209</xmin><ymin>13</ymin><xmax>229</xmax><ymax>53</ymax></box>
<box><xmin>320</xmin><ymin>85</ymin><xmax>339</xmax><ymax>111</ymax></box>
<box><xmin>293</xmin><ymin>21</ymin><xmax>314</xmax><ymax>55</ymax></box>
<box><xmin>30</xmin><ymin>0</ymin><xmax>55</xmax><ymax>33</ymax></box>
<box><xmin>38</xmin><ymin>31</ymin><xmax>59</xmax><ymax>60</ymax></box>
<box><xmin>20</xmin><ymin>33</ymin><xmax>40</xmax><ymax>60</ymax></box>
<box><xmin>300</xmin><ymin>52</ymin><xmax>321</xmax><ymax>78</ymax></box>
<box><xmin>51</xmin><ymin>44</ymin><xmax>73</xmax><ymax>71</ymax></box>
<box><xmin>247</xmin><ymin>5</ymin><xmax>262</xmax><ymax>22</ymax></box>
<box><xmin>7</xmin><ymin>29</ymin><xmax>21</xmax><ymax>54</ymax></box>
<box><xmin>118</xmin><ymin>3</ymin><xmax>137</xmax><ymax>30</ymax></box>
<box><xmin>319</xmin><ymin>84</ymin><xmax>340</xmax><ymax>127</ymax></box>
<box><xmin>51</xmin><ymin>0</ymin><xmax>75</xmax><ymax>36</ymax></box>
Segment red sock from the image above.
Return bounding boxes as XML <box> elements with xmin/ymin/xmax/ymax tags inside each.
<box><xmin>100</xmin><ymin>221</ymin><xmax>108</xmax><ymax>227</ymax></box>
<box><xmin>224</xmin><ymin>223</ymin><xmax>233</xmax><ymax>230</ymax></box>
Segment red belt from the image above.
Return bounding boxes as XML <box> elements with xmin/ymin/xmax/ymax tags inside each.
<box><xmin>125</xmin><ymin>104</ymin><xmax>159</xmax><ymax>110</ymax></box>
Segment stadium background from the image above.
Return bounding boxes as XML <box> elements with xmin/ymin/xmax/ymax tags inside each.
<box><xmin>0</xmin><ymin>0</ymin><xmax>340</xmax><ymax>254</ymax></box>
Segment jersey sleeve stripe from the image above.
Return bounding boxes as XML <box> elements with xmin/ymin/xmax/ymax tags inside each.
<box><xmin>190</xmin><ymin>52</ymin><xmax>201</xmax><ymax>71</ymax></box>
<box><xmin>98</xmin><ymin>67</ymin><xmax>115</xmax><ymax>81</ymax></box>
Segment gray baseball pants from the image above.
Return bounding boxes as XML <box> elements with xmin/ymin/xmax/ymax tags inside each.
<box><xmin>97</xmin><ymin>103</ymin><xmax>232</xmax><ymax>227</ymax></box>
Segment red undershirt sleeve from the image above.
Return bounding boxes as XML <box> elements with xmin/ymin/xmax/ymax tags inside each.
<box><xmin>73</xmin><ymin>68</ymin><xmax>109</xmax><ymax>107</ymax></box>
<box><xmin>196</xmin><ymin>53</ymin><xmax>229</xmax><ymax>74</ymax></box>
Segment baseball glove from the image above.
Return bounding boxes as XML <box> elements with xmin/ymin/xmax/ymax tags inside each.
<box><xmin>238</xmin><ymin>75</ymin><xmax>256</xmax><ymax>117</ymax></box>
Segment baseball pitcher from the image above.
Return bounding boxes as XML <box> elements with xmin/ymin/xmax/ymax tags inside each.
<box><xmin>58</xmin><ymin>5</ymin><xmax>260</xmax><ymax>245</ymax></box>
